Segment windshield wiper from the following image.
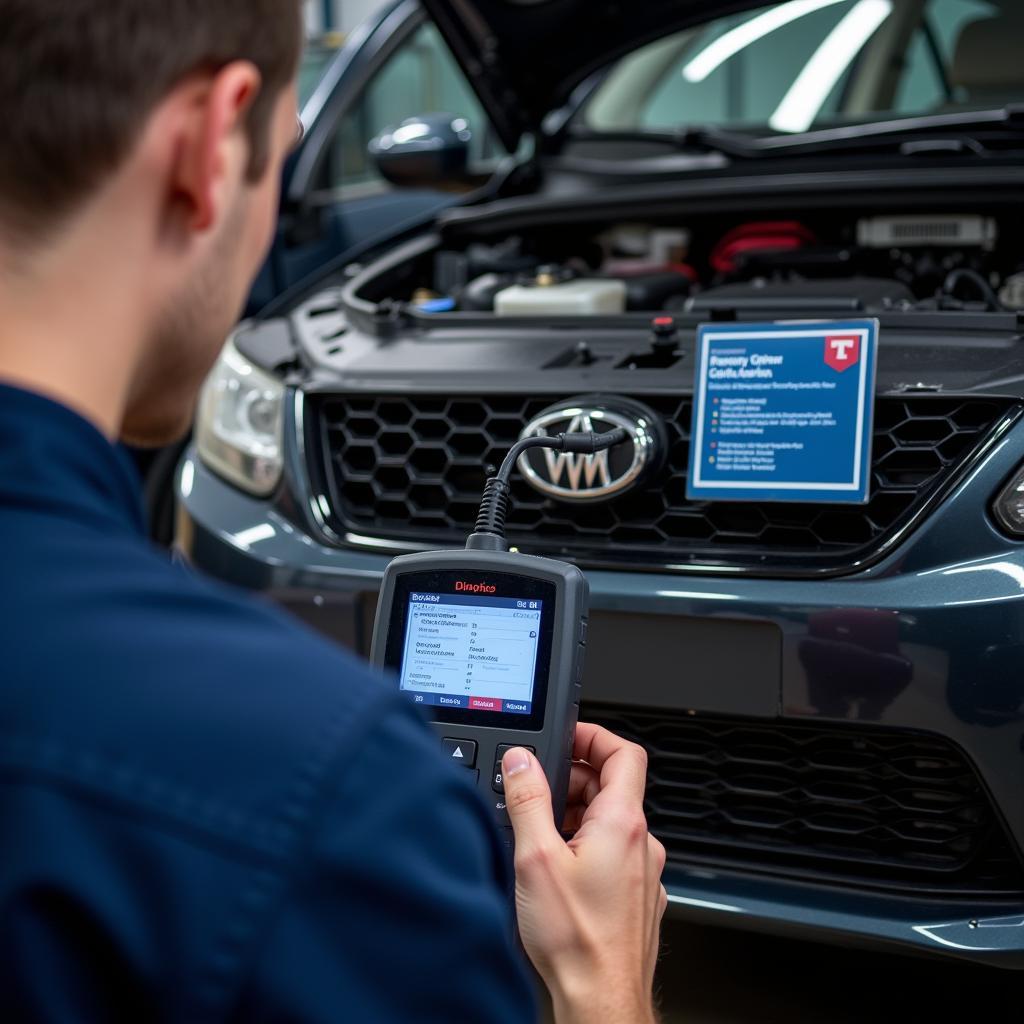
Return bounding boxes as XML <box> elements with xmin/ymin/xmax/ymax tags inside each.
<box><xmin>673</xmin><ymin>124</ymin><xmax>765</xmax><ymax>159</ymax></box>
<box><xmin>567</xmin><ymin>107</ymin><xmax>1024</xmax><ymax>164</ymax></box>
<box><xmin>685</xmin><ymin>106</ymin><xmax>1024</xmax><ymax>158</ymax></box>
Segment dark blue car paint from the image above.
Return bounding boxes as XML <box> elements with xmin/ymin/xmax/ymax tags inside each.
<box><xmin>175</xmin><ymin>0</ymin><xmax>1024</xmax><ymax>968</ymax></box>
<box><xmin>176</xmin><ymin>381</ymin><xmax>1024</xmax><ymax>967</ymax></box>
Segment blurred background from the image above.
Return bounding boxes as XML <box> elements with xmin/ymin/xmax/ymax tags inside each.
<box><xmin>304</xmin><ymin>0</ymin><xmax>376</xmax><ymax>36</ymax></box>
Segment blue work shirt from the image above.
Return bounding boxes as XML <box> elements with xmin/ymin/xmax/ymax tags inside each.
<box><xmin>0</xmin><ymin>383</ymin><xmax>535</xmax><ymax>1022</ymax></box>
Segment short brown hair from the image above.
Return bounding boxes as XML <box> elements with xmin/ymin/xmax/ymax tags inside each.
<box><xmin>0</xmin><ymin>0</ymin><xmax>302</xmax><ymax>239</ymax></box>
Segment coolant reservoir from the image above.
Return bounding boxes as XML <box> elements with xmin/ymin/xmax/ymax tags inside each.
<box><xmin>495</xmin><ymin>278</ymin><xmax>626</xmax><ymax>316</ymax></box>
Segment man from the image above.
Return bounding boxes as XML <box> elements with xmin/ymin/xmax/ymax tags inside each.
<box><xmin>0</xmin><ymin>2</ymin><xmax>667</xmax><ymax>1021</ymax></box>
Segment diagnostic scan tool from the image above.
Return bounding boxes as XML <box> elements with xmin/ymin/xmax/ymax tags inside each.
<box><xmin>370</xmin><ymin>427</ymin><xmax>628</xmax><ymax>833</ymax></box>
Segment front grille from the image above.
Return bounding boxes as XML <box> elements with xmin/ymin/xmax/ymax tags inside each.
<box><xmin>308</xmin><ymin>393</ymin><xmax>1016</xmax><ymax>573</ymax></box>
<box><xmin>584</xmin><ymin>705</ymin><xmax>1024</xmax><ymax>898</ymax></box>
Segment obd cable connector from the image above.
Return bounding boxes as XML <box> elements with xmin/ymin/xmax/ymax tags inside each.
<box><xmin>467</xmin><ymin>428</ymin><xmax>629</xmax><ymax>552</ymax></box>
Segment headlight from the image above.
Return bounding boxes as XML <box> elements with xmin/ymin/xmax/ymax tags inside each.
<box><xmin>992</xmin><ymin>464</ymin><xmax>1024</xmax><ymax>536</ymax></box>
<box><xmin>195</xmin><ymin>337</ymin><xmax>285</xmax><ymax>496</ymax></box>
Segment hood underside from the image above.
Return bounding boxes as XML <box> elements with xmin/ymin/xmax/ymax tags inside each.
<box><xmin>419</xmin><ymin>0</ymin><xmax>765</xmax><ymax>150</ymax></box>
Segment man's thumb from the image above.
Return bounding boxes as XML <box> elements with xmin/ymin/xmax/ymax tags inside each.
<box><xmin>502</xmin><ymin>747</ymin><xmax>559</xmax><ymax>850</ymax></box>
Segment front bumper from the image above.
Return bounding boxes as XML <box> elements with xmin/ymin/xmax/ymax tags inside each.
<box><xmin>176</xmin><ymin>413</ymin><xmax>1024</xmax><ymax>965</ymax></box>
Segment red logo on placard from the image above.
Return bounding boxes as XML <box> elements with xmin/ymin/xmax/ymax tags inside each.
<box><xmin>825</xmin><ymin>335</ymin><xmax>860</xmax><ymax>372</ymax></box>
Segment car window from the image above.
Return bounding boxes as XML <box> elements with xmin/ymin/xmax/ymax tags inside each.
<box><xmin>892</xmin><ymin>0</ymin><xmax>999</xmax><ymax>113</ymax></box>
<box><xmin>298</xmin><ymin>40</ymin><xmax>342</xmax><ymax>107</ymax></box>
<box><xmin>323</xmin><ymin>20</ymin><xmax>504</xmax><ymax>195</ymax></box>
<box><xmin>582</xmin><ymin>0</ymin><xmax>1017</xmax><ymax>135</ymax></box>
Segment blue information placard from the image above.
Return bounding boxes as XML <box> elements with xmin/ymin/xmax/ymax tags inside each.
<box><xmin>687</xmin><ymin>320</ymin><xmax>878</xmax><ymax>504</ymax></box>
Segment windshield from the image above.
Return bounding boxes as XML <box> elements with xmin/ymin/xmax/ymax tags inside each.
<box><xmin>582</xmin><ymin>0</ymin><xmax>1023</xmax><ymax>136</ymax></box>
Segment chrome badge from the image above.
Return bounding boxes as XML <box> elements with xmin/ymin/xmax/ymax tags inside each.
<box><xmin>517</xmin><ymin>399</ymin><xmax>663</xmax><ymax>502</ymax></box>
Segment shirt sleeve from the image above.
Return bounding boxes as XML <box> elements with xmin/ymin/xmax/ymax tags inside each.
<box><xmin>230</xmin><ymin>699</ymin><xmax>538</xmax><ymax>1024</ymax></box>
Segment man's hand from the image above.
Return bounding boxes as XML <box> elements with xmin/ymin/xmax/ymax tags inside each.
<box><xmin>502</xmin><ymin>724</ymin><xmax>666</xmax><ymax>1024</ymax></box>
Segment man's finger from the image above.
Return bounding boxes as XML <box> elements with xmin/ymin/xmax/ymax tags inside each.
<box><xmin>573</xmin><ymin>722</ymin><xmax>648</xmax><ymax>804</ymax></box>
<box><xmin>502</xmin><ymin>747</ymin><xmax>563</xmax><ymax>858</ymax></box>
<box><xmin>647</xmin><ymin>833</ymin><xmax>667</xmax><ymax>877</ymax></box>
<box><xmin>567</xmin><ymin>761</ymin><xmax>600</xmax><ymax>807</ymax></box>
<box><xmin>562</xmin><ymin>803</ymin><xmax>585</xmax><ymax>835</ymax></box>
<box><xmin>562</xmin><ymin>764</ymin><xmax>600</xmax><ymax>834</ymax></box>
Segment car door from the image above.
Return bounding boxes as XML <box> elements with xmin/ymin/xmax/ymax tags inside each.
<box><xmin>248</xmin><ymin>0</ymin><xmax>506</xmax><ymax>313</ymax></box>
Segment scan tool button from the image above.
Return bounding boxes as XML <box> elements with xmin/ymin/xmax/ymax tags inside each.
<box><xmin>442</xmin><ymin>738</ymin><xmax>477</xmax><ymax>768</ymax></box>
<box><xmin>496</xmin><ymin>743</ymin><xmax>535</xmax><ymax>760</ymax></box>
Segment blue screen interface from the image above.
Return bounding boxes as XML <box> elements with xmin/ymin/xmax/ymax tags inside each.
<box><xmin>398</xmin><ymin>593</ymin><xmax>542</xmax><ymax>715</ymax></box>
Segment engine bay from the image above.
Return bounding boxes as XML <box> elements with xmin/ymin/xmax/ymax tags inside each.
<box><xmin>347</xmin><ymin>207</ymin><xmax>1024</xmax><ymax>322</ymax></box>
<box><xmin>259</xmin><ymin>189</ymin><xmax>1024</xmax><ymax>399</ymax></box>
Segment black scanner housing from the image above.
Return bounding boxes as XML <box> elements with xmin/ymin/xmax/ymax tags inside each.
<box><xmin>370</xmin><ymin>548</ymin><xmax>589</xmax><ymax>831</ymax></box>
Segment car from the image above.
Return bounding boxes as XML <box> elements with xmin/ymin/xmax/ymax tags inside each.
<box><xmin>176</xmin><ymin>0</ymin><xmax>1024</xmax><ymax>968</ymax></box>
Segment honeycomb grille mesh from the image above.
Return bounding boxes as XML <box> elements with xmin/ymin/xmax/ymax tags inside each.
<box><xmin>309</xmin><ymin>393</ymin><xmax>1013</xmax><ymax>571</ymax></box>
<box><xmin>584</xmin><ymin>705</ymin><xmax>1024</xmax><ymax>897</ymax></box>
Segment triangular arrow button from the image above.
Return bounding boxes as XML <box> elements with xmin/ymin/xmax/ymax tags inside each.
<box><xmin>441</xmin><ymin>737</ymin><xmax>478</xmax><ymax>767</ymax></box>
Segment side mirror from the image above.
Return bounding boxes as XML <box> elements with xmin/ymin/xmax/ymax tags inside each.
<box><xmin>368</xmin><ymin>113</ymin><xmax>472</xmax><ymax>188</ymax></box>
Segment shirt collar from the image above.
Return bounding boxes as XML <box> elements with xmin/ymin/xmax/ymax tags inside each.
<box><xmin>0</xmin><ymin>382</ymin><xmax>146</xmax><ymax>536</ymax></box>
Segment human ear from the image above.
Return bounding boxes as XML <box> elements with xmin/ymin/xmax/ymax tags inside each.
<box><xmin>173</xmin><ymin>61</ymin><xmax>262</xmax><ymax>233</ymax></box>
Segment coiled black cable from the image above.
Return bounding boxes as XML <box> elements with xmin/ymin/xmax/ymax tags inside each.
<box><xmin>473</xmin><ymin>477</ymin><xmax>511</xmax><ymax>538</ymax></box>
<box><xmin>466</xmin><ymin>429</ymin><xmax>629</xmax><ymax>551</ymax></box>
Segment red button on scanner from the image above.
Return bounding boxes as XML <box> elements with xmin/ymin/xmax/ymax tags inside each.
<box><xmin>469</xmin><ymin>696</ymin><xmax>503</xmax><ymax>711</ymax></box>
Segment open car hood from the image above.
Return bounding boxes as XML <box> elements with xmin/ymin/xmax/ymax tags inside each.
<box><xmin>420</xmin><ymin>0</ymin><xmax>765</xmax><ymax>150</ymax></box>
